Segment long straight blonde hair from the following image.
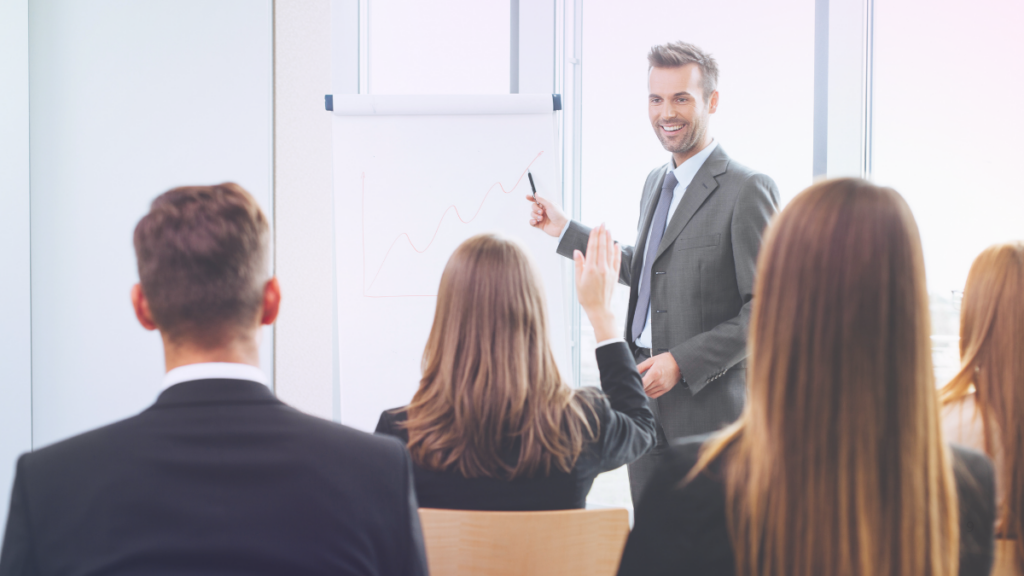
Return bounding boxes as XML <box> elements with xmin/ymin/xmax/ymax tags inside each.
<box><xmin>404</xmin><ymin>234</ymin><xmax>596</xmax><ymax>480</ymax></box>
<box><xmin>688</xmin><ymin>179</ymin><xmax>959</xmax><ymax>576</ymax></box>
<box><xmin>941</xmin><ymin>242</ymin><xmax>1024</xmax><ymax>561</ymax></box>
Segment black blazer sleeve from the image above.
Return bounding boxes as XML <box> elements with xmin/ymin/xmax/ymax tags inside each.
<box><xmin>375</xmin><ymin>408</ymin><xmax>410</xmax><ymax>444</ymax></box>
<box><xmin>589</xmin><ymin>341</ymin><xmax>656</xmax><ymax>472</ymax></box>
<box><xmin>0</xmin><ymin>456</ymin><xmax>39</xmax><ymax>576</ymax></box>
<box><xmin>375</xmin><ymin>410</ymin><xmax>399</xmax><ymax>436</ymax></box>
<box><xmin>951</xmin><ymin>444</ymin><xmax>996</xmax><ymax>576</ymax></box>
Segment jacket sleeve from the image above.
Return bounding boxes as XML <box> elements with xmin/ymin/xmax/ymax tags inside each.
<box><xmin>669</xmin><ymin>173</ymin><xmax>779</xmax><ymax>395</ymax></box>
<box><xmin>591</xmin><ymin>342</ymin><xmax>656</xmax><ymax>472</ymax></box>
<box><xmin>0</xmin><ymin>456</ymin><xmax>38</xmax><ymax>576</ymax></box>
<box><xmin>556</xmin><ymin>221</ymin><xmax>635</xmax><ymax>287</ymax></box>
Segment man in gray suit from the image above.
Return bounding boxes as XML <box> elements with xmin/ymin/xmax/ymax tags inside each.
<box><xmin>528</xmin><ymin>41</ymin><xmax>780</xmax><ymax>503</ymax></box>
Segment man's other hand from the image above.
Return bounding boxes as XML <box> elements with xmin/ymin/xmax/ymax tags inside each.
<box><xmin>526</xmin><ymin>194</ymin><xmax>568</xmax><ymax>238</ymax></box>
<box><xmin>637</xmin><ymin>353</ymin><xmax>681</xmax><ymax>399</ymax></box>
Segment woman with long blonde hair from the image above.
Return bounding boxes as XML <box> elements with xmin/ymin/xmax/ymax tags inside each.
<box><xmin>618</xmin><ymin>179</ymin><xmax>995</xmax><ymax>576</ymax></box>
<box><xmin>941</xmin><ymin>241</ymin><xmax>1024</xmax><ymax>572</ymax></box>
<box><xmin>376</xmin><ymin>229</ymin><xmax>656</xmax><ymax>510</ymax></box>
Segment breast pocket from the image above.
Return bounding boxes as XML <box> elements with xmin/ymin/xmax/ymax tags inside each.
<box><xmin>675</xmin><ymin>233</ymin><xmax>721</xmax><ymax>251</ymax></box>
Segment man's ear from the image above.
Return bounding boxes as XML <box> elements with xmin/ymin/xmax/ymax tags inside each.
<box><xmin>131</xmin><ymin>284</ymin><xmax>158</xmax><ymax>331</ymax></box>
<box><xmin>708</xmin><ymin>90</ymin><xmax>720</xmax><ymax>114</ymax></box>
<box><xmin>260</xmin><ymin>277</ymin><xmax>281</xmax><ymax>326</ymax></box>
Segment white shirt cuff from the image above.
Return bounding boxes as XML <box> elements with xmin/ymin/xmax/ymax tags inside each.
<box><xmin>556</xmin><ymin>220</ymin><xmax>572</xmax><ymax>243</ymax></box>
<box><xmin>596</xmin><ymin>338</ymin><xmax>626</xmax><ymax>349</ymax></box>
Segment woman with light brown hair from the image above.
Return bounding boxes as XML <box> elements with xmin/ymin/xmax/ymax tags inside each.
<box><xmin>617</xmin><ymin>179</ymin><xmax>995</xmax><ymax>576</ymax></box>
<box><xmin>376</xmin><ymin>228</ymin><xmax>656</xmax><ymax>510</ymax></box>
<box><xmin>941</xmin><ymin>241</ymin><xmax>1024</xmax><ymax>573</ymax></box>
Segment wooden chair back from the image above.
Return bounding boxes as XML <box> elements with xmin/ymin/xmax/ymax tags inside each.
<box><xmin>994</xmin><ymin>540</ymin><xmax>1023</xmax><ymax>576</ymax></box>
<box><xmin>418</xmin><ymin>507</ymin><xmax>630</xmax><ymax>576</ymax></box>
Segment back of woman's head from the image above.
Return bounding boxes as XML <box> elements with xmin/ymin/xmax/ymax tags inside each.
<box><xmin>698</xmin><ymin>178</ymin><xmax>959</xmax><ymax>576</ymax></box>
<box><xmin>942</xmin><ymin>241</ymin><xmax>1024</xmax><ymax>542</ymax></box>
<box><xmin>405</xmin><ymin>234</ymin><xmax>595</xmax><ymax>479</ymax></box>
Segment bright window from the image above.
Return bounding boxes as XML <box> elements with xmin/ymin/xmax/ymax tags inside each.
<box><xmin>872</xmin><ymin>0</ymin><xmax>1024</xmax><ymax>384</ymax></box>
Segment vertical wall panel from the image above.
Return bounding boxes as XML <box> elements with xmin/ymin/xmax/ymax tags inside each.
<box><xmin>29</xmin><ymin>0</ymin><xmax>274</xmax><ymax>448</ymax></box>
<box><xmin>518</xmin><ymin>0</ymin><xmax>555</xmax><ymax>94</ymax></box>
<box><xmin>273</xmin><ymin>0</ymin><xmax>335</xmax><ymax>420</ymax></box>
<box><xmin>0</xmin><ymin>0</ymin><xmax>33</xmax><ymax>540</ymax></box>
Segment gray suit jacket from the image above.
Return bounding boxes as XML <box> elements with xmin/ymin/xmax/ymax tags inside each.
<box><xmin>557</xmin><ymin>145</ymin><xmax>779</xmax><ymax>440</ymax></box>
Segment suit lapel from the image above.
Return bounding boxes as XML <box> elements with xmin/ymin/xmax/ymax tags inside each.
<box><xmin>654</xmin><ymin>146</ymin><xmax>730</xmax><ymax>262</ymax></box>
<box><xmin>632</xmin><ymin>164</ymin><xmax>671</xmax><ymax>285</ymax></box>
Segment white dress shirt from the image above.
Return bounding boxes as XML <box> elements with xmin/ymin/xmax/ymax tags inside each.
<box><xmin>161</xmin><ymin>362</ymin><xmax>269</xmax><ymax>392</ymax></box>
<box><xmin>560</xmin><ymin>140</ymin><xmax>718</xmax><ymax>350</ymax></box>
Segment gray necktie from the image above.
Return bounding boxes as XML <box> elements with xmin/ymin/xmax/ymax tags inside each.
<box><xmin>631</xmin><ymin>170</ymin><xmax>678</xmax><ymax>343</ymax></box>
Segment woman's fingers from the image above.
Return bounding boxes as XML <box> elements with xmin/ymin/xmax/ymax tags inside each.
<box><xmin>604</xmin><ymin>228</ymin><xmax>614</xmax><ymax>269</ymax></box>
<box><xmin>585</xmin><ymin>224</ymin><xmax>600</xmax><ymax>266</ymax></box>
<box><xmin>573</xmin><ymin>249</ymin><xmax>584</xmax><ymax>286</ymax></box>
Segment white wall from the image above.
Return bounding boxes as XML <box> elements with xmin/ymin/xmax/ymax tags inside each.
<box><xmin>28</xmin><ymin>0</ymin><xmax>274</xmax><ymax>448</ymax></box>
<box><xmin>273</xmin><ymin>0</ymin><xmax>336</xmax><ymax>420</ymax></box>
<box><xmin>1</xmin><ymin>0</ymin><xmax>336</xmax><ymax>542</ymax></box>
<box><xmin>0</xmin><ymin>0</ymin><xmax>33</xmax><ymax>536</ymax></box>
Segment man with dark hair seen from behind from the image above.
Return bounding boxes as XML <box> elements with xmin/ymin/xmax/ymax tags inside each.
<box><xmin>529</xmin><ymin>41</ymin><xmax>780</xmax><ymax>503</ymax></box>
<box><xmin>0</xmin><ymin>183</ymin><xmax>428</xmax><ymax>576</ymax></box>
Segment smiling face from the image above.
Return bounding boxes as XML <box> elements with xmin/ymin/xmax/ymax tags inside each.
<box><xmin>648</xmin><ymin>64</ymin><xmax>718</xmax><ymax>163</ymax></box>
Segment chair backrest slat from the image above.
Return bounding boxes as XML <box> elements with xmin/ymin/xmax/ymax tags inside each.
<box><xmin>418</xmin><ymin>508</ymin><xmax>630</xmax><ymax>576</ymax></box>
<box><xmin>994</xmin><ymin>540</ymin><xmax>1023</xmax><ymax>576</ymax></box>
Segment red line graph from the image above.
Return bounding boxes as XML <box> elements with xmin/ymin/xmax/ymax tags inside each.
<box><xmin>361</xmin><ymin>151</ymin><xmax>545</xmax><ymax>298</ymax></box>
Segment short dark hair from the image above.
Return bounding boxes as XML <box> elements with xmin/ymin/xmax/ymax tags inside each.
<box><xmin>133</xmin><ymin>183</ymin><xmax>270</xmax><ymax>343</ymax></box>
<box><xmin>648</xmin><ymin>41</ymin><xmax>719</xmax><ymax>100</ymax></box>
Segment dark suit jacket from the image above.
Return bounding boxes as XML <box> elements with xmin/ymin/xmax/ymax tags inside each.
<box><xmin>617</xmin><ymin>436</ymin><xmax>997</xmax><ymax>576</ymax></box>
<box><xmin>375</xmin><ymin>341</ymin><xmax>656</xmax><ymax>511</ymax></box>
<box><xmin>0</xmin><ymin>379</ymin><xmax>428</xmax><ymax>576</ymax></box>
<box><xmin>557</xmin><ymin>146</ymin><xmax>780</xmax><ymax>440</ymax></box>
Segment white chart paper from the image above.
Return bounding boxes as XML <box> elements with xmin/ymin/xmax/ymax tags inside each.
<box><xmin>333</xmin><ymin>112</ymin><xmax>569</xmax><ymax>431</ymax></box>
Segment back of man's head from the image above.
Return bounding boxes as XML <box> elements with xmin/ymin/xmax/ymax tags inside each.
<box><xmin>133</xmin><ymin>183</ymin><xmax>270</xmax><ymax>346</ymax></box>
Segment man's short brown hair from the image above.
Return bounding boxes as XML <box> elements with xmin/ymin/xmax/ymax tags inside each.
<box><xmin>133</xmin><ymin>183</ymin><xmax>270</xmax><ymax>343</ymax></box>
<box><xmin>648</xmin><ymin>41</ymin><xmax>719</xmax><ymax>100</ymax></box>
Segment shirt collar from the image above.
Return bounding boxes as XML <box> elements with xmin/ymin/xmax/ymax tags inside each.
<box><xmin>161</xmin><ymin>362</ymin><xmax>269</xmax><ymax>392</ymax></box>
<box><xmin>671</xmin><ymin>139</ymin><xmax>719</xmax><ymax>183</ymax></box>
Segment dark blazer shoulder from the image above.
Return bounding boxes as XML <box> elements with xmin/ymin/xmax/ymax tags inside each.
<box><xmin>950</xmin><ymin>443</ymin><xmax>994</xmax><ymax>482</ymax></box>
<box><xmin>714</xmin><ymin>150</ymin><xmax>776</xmax><ymax>194</ymax></box>
<box><xmin>618</xmin><ymin>434</ymin><xmax>734</xmax><ymax>576</ymax></box>
<box><xmin>25</xmin><ymin>394</ymin><xmax>409</xmax><ymax>471</ymax></box>
<box><xmin>949</xmin><ymin>442</ymin><xmax>996</xmax><ymax>518</ymax></box>
<box><xmin>21</xmin><ymin>409</ymin><xmax>149</xmax><ymax>471</ymax></box>
<box><xmin>948</xmin><ymin>443</ymin><xmax>996</xmax><ymax>576</ymax></box>
<box><xmin>292</xmin><ymin>406</ymin><xmax>408</xmax><ymax>456</ymax></box>
<box><xmin>376</xmin><ymin>407</ymin><xmax>410</xmax><ymax>442</ymax></box>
